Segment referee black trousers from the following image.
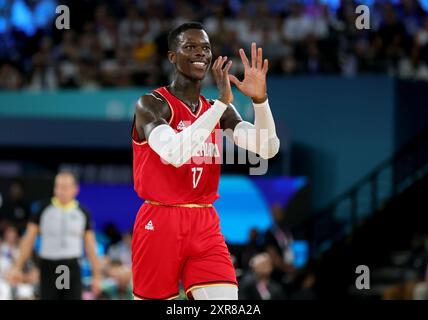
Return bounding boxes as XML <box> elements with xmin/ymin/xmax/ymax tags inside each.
<box><xmin>39</xmin><ymin>258</ymin><xmax>82</xmax><ymax>300</ymax></box>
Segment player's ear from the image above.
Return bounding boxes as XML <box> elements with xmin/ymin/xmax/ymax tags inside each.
<box><xmin>168</xmin><ymin>51</ymin><xmax>176</xmax><ymax>64</ymax></box>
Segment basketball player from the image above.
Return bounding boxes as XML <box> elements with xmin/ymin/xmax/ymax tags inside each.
<box><xmin>131</xmin><ymin>22</ymin><xmax>280</xmax><ymax>300</ymax></box>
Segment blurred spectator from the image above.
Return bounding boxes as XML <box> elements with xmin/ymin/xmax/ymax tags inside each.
<box><xmin>1</xmin><ymin>0</ymin><xmax>428</xmax><ymax>88</ymax></box>
<box><xmin>27</xmin><ymin>37</ymin><xmax>58</xmax><ymax>91</ymax></box>
<box><xmin>264</xmin><ymin>204</ymin><xmax>296</xmax><ymax>290</ymax></box>
<box><xmin>307</xmin><ymin>2</ymin><xmax>331</xmax><ymax>40</ymax></box>
<box><xmin>99</xmin><ymin>260</ymin><xmax>133</xmax><ymax>300</ymax></box>
<box><xmin>0</xmin><ymin>180</ymin><xmax>30</xmax><ymax>235</ymax></box>
<box><xmin>0</xmin><ymin>224</ymin><xmax>19</xmax><ymax>299</ymax></box>
<box><xmin>383</xmin><ymin>233</ymin><xmax>428</xmax><ymax>299</ymax></box>
<box><xmin>107</xmin><ymin>231</ymin><xmax>132</xmax><ymax>266</ymax></box>
<box><xmin>282</xmin><ymin>2</ymin><xmax>314</xmax><ymax>43</ymax></box>
<box><xmin>0</xmin><ymin>63</ymin><xmax>23</xmax><ymax>90</ymax></box>
<box><xmin>405</xmin><ymin>234</ymin><xmax>428</xmax><ymax>295</ymax></box>
<box><xmin>374</xmin><ymin>4</ymin><xmax>409</xmax><ymax>73</ymax></box>
<box><xmin>0</xmin><ymin>278</ymin><xmax>12</xmax><ymax>299</ymax></box>
<box><xmin>103</xmin><ymin>223</ymin><xmax>123</xmax><ymax>248</ymax></box>
<box><xmin>239</xmin><ymin>252</ymin><xmax>286</xmax><ymax>300</ymax></box>
<box><xmin>396</xmin><ymin>0</ymin><xmax>425</xmax><ymax>36</ymax></box>
<box><xmin>413</xmin><ymin>15</ymin><xmax>428</xmax><ymax>65</ymax></box>
<box><xmin>305</xmin><ymin>0</ymin><xmax>325</xmax><ymax>19</ymax></box>
<box><xmin>0</xmin><ymin>224</ymin><xmax>20</xmax><ymax>279</ymax></box>
<box><xmin>262</xmin><ymin>18</ymin><xmax>293</xmax><ymax>74</ymax></box>
<box><xmin>413</xmin><ymin>264</ymin><xmax>428</xmax><ymax>299</ymax></box>
<box><xmin>240</xmin><ymin>228</ymin><xmax>263</xmax><ymax>271</ymax></box>
<box><xmin>397</xmin><ymin>52</ymin><xmax>428</xmax><ymax>80</ymax></box>
<box><xmin>303</xmin><ymin>37</ymin><xmax>324</xmax><ymax>74</ymax></box>
<box><xmin>119</xmin><ymin>5</ymin><xmax>147</xmax><ymax>49</ymax></box>
<box><xmin>288</xmin><ymin>259</ymin><xmax>318</xmax><ymax>300</ymax></box>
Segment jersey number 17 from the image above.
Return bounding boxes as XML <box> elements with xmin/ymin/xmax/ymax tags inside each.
<box><xmin>192</xmin><ymin>167</ymin><xmax>203</xmax><ymax>188</ymax></box>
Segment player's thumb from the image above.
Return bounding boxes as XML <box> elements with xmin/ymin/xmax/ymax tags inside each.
<box><xmin>228</xmin><ymin>74</ymin><xmax>240</xmax><ymax>87</ymax></box>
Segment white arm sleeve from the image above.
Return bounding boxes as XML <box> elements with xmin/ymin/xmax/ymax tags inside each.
<box><xmin>147</xmin><ymin>100</ymin><xmax>227</xmax><ymax>167</ymax></box>
<box><xmin>232</xmin><ymin>99</ymin><xmax>280</xmax><ymax>159</ymax></box>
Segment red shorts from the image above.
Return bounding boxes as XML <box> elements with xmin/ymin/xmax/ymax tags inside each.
<box><xmin>131</xmin><ymin>202</ymin><xmax>237</xmax><ymax>300</ymax></box>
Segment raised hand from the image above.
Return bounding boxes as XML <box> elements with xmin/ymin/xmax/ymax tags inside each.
<box><xmin>229</xmin><ymin>42</ymin><xmax>268</xmax><ymax>103</ymax></box>
<box><xmin>212</xmin><ymin>56</ymin><xmax>233</xmax><ymax>105</ymax></box>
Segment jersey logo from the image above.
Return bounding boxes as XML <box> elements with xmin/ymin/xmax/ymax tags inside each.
<box><xmin>145</xmin><ymin>220</ymin><xmax>154</xmax><ymax>231</ymax></box>
<box><xmin>177</xmin><ymin>120</ymin><xmax>187</xmax><ymax>131</ymax></box>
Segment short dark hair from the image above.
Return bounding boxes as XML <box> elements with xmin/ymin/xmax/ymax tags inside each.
<box><xmin>167</xmin><ymin>22</ymin><xmax>205</xmax><ymax>51</ymax></box>
<box><xmin>56</xmin><ymin>169</ymin><xmax>79</xmax><ymax>185</ymax></box>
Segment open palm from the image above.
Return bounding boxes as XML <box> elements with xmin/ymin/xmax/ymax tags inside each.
<box><xmin>229</xmin><ymin>42</ymin><xmax>268</xmax><ymax>103</ymax></box>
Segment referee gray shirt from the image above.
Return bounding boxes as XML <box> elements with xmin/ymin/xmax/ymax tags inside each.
<box><xmin>30</xmin><ymin>197</ymin><xmax>93</xmax><ymax>260</ymax></box>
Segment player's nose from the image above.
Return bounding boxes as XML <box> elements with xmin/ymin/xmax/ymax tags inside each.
<box><xmin>194</xmin><ymin>47</ymin><xmax>206</xmax><ymax>57</ymax></box>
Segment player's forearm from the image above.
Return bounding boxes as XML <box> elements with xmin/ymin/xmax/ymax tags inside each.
<box><xmin>233</xmin><ymin>99</ymin><xmax>280</xmax><ymax>159</ymax></box>
<box><xmin>148</xmin><ymin>100</ymin><xmax>227</xmax><ymax>167</ymax></box>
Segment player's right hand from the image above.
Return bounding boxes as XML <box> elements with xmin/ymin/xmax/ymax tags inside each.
<box><xmin>7</xmin><ymin>266</ymin><xmax>24</xmax><ymax>285</ymax></box>
<box><xmin>212</xmin><ymin>56</ymin><xmax>233</xmax><ymax>105</ymax></box>
<box><xmin>229</xmin><ymin>42</ymin><xmax>268</xmax><ymax>104</ymax></box>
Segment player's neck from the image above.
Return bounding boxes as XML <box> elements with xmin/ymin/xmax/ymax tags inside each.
<box><xmin>169</xmin><ymin>75</ymin><xmax>202</xmax><ymax>107</ymax></box>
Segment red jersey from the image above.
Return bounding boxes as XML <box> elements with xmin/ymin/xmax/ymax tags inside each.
<box><xmin>132</xmin><ymin>87</ymin><xmax>222</xmax><ymax>205</ymax></box>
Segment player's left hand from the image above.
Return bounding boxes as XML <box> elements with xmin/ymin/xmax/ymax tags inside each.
<box><xmin>229</xmin><ymin>42</ymin><xmax>268</xmax><ymax>103</ymax></box>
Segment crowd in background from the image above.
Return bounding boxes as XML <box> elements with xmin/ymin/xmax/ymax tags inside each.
<box><xmin>1</xmin><ymin>0</ymin><xmax>428</xmax><ymax>91</ymax></box>
<box><xmin>0</xmin><ymin>178</ymin><xmax>317</xmax><ymax>300</ymax></box>
<box><xmin>1</xmin><ymin>176</ymin><xmax>428</xmax><ymax>300</ymax></box>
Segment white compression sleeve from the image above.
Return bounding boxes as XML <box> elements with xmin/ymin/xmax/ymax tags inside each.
<box><xmin>232</xmin><ymin>99</ymin><xmax>280</xmax><ymax>159</ymax></box>
<box><xmin>147</xmin><ymin>100</ymin><xmax>227</xmax><ymax>167</ymax></box>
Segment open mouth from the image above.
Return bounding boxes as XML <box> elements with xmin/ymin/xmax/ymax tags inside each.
<box><xmin>191</xmin><ymin>61</ymin><xmax>208</xmax><ymax>69</ymax></box>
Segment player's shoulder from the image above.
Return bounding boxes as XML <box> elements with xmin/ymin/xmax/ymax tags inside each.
<box><xmin>138</xmin><ymin>91</ymin><xmax>165</xmax><ymax>109</ymax></box>
<box><xmin>136</xmin><ymin>89</ymin><xmax>169</xmax><ymax>115</ymax></box>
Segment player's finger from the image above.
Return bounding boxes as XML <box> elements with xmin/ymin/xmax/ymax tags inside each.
<box><xmin>262</xmin><ymin>59</ymin><xmax>269</xmax><ymax>74</ymax></box>
<box><xmin>216</xmin><ymin>56</ymin><xmax>224</xmax><ymax>70</ymax></box>
<box><xmin>212</xmin><ymin>58</ymin><xmax>217</xmax><ymax>72</ymax></box>
<box><xmin>219</xmin><ymin>56</ymin><xmax>228</xmax><ymax>69</ymax></box>
<box><xmin>212</xmin><ymin>58</ymin><xmax>221</xmax><ymax>80</ymax></box>
<box><xmin>251</xmin><ymin>42</ymin><xmax>257</xmax><ymax>68</ymax></box>
<box><xmin>257</xmin><ymin>47</ymin><xmax>263</xmax><ymax>70</ymax></box>
<box><xmin>223</xmin><ymin>60</ymin><xmax>232</xmax><ymax>75</ymax></box>
<box><xmin>212</xmin><ymin>56</ymin><xmax>221</xmax><ymax>70</ymax></box>
<box><xmin>239</xmin><ymin>49</ymin><xmax>250</xmax><ymax>69</ymax></box>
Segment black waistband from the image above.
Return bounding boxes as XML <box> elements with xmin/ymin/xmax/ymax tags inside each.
<box><xmin>39</xmin><ymin>257</ymin><xmax>79</xmax><ymax>265</ymax></box>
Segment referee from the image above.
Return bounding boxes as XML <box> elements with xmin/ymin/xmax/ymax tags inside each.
<box><xmin>8</xmin><ymin>170</ymin><xmax>101</xmax><ymax>300</ymax></box>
